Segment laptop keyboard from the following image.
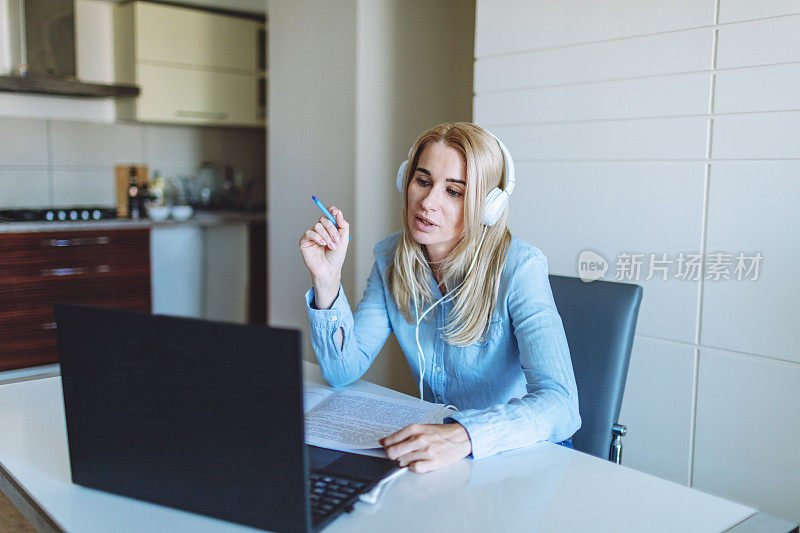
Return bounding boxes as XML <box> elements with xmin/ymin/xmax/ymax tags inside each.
<box><xmin>309</xmin><ymin>472</ymin><xmax>367</xmax><ymax>524</ymax></box>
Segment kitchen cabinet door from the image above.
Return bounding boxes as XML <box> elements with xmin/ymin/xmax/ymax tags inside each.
<box><xmin>150</xmin><ymin>225</ymin><xmax>204</xmax><ymax>318</ymax></box>
<box><xmin>135</xmin><ymin>63</ymin><xmax>261</xmax><ymax>127</ymax></box>
<box><xmin>134</xmin><ymin>2</ymin><xmax>260</xmax><ymax>72</ymax></box>
<box><xmin>203</xmin><ymin>224</ymin><xmax>248</xmax><ymax>324</ymax></box>
<box><xmin>0</xmin><ymin>229</ymin><xmax>150</xmax><ymax>371</ymax></box>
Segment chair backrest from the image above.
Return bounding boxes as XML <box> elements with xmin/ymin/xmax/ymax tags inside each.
<box><xmin>548</xmin><ymin>275</ymin><xmax>643</xmax><ymax>460</ymax></box>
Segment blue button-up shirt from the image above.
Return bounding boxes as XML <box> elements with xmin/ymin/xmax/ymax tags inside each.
<box><xmin>305</xmin><ymin>232</ymin><xmax>581</xmax><ymax>458</ymax></box>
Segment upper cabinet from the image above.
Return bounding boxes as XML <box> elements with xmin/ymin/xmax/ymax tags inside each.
<box><xmin>114</xmin><ymin>2</ymin><xmax>266</xmax><ymax>128</ymax></box>
<box><xmin>134</xmin><ymin>3</ymin><xmax>260</xmax><ymax>71</ymax></box>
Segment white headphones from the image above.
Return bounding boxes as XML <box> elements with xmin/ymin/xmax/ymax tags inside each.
<box><xmin>396</xmin><ymin>130</ymin><xmax>516</xmax><ymax>226</ymax></box>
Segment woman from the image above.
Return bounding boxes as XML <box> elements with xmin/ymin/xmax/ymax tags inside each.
<box><xmin>299</xmin><ymin>122</ymin><xmax>580</xmax><ymax>473</ymax></box>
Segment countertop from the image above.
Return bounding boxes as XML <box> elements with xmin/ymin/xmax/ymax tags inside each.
<box><xmin>0</xmin><ymin>210</ymin><xmax>265</xmax><ymax>234</ymax></box>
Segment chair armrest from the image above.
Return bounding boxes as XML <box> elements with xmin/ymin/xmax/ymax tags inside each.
<box><xmin>609</xmin><ymin>423</ymin><xmax>627</xmax><ymax>464</ymax></box>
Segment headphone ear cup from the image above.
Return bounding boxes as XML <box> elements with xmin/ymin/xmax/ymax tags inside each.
<box><xmin>397</xmin><ymin>160</ymin><xmax>409</xmax><ymax>194</ymax></box>
<box><xmin>483</xmin><ymin>187</ymin><xmax>508</xmax><ymax>226</ymax></box>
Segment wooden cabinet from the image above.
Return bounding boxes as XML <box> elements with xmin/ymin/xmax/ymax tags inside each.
<box><xmin>0</xmin><ymin>229</ymin><xmax>151</xmax><ymax>371</ymax></box>
<box><xmin>114</xmin><ymin>1</ymin><xmax>265</xmax><ymax>128</ymax></box>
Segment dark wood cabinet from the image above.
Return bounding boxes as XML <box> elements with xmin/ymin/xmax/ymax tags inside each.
<box><xmin>0</xmin><ymin>229</ymin><xmax>151</xmax><ymax>371</ymax></box>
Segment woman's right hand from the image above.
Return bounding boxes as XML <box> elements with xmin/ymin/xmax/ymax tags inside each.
<box><xmin>299</xmin><ymin>206</ymin><xmax>350</xmax><ymax>308</ymax></box>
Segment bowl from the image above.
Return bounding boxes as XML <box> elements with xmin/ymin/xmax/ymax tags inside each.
<box><xmin>147</xmin><ymin>205</ymin><xmax>170</xmax><ymax>222</ymax></box>
<box><xmin>170</xmin><ymin>205</ymin><xmax>194</xmax><ymax>221</ymax></box>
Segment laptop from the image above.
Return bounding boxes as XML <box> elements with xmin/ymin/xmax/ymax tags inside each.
<box><xmin>55</xmin><ymin>303</ymin><xmax>399</xmax><ymax>533</ymax></box>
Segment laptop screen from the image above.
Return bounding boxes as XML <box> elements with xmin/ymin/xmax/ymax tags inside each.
<box><xmin>56</xmin><ymin>303</ymin><xmax>311</xmax><ymax>533</ymax></box>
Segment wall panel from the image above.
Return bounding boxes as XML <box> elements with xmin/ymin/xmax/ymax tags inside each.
<box><xmin>52</xmin><ymin>170</ymin><xmax>116</xmax><ymax>207</ymax></box>
<box><xmin>713</xmin><ymin>112</ymin><xmax>800</xmax><ymax>159</ymax></box>
<box><xmin>719</xmin><ymin>0</ymin><xmax>800</xmax><ymax>24</ymax></box>
<box><xmin>715</xmin><ymin>63</ymin><xmax>800</xmax><ymax>113</ymax></box>
<box><xmin>0</xmin><ymin>118</ymin><xmax>48</xmax><ymax>166</ymax></box>
<box><xmin>702</xmin><ymin>162</ymin><xmax>800</xmax><ymax>363</ymax></box>
<box><xmin>619</xmin><ymin>337</ymin><xmax>695</xmax><ymax>485</ymax></box>
<box><xmin>491</xmin><ymin>118</ymin><xmax>708</xmax><ymax>161</ymax></box>
<box><xmin>508</xmin><ymin>162</ymin><xmax>705</xmax><ymax>343</ymax></box>
<box><xmin>475</xmin><ymin>73</ymin><xmax>710</xmax><ymax>125</ymax></box>
<box><xmin>716</xmin><ymin>15</ymin><xmax>800</xmax><ymax>68</ymax></box>
<box><xmin>694</xmin><ymin>348</ymin><xmax>800</xmax><ymax>523</ymax></box>
<box><xmin>0</xmin><ymin>170</ymin><xmax>50</xmax><ymax>208</ymax></box>
<box><xmin>475</xmin><ymin>28</ymin><xmax>713</xmax><ymax>93</ymax></box>
<box><xmin>475</xmin><ymin>0</ymin><xmax>714</xmax><ymax>57</ymax></box>
<box><xmin>50</xmin><ymin>121</ymin><xmax>144</xmax><ymax>167</ymax></box>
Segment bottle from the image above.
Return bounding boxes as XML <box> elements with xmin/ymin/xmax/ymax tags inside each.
<box><xmin>150</xmin><ymin>171</ymin><xmax>166</xmax><ymax>207</ymax></box>
<box><xmin>197</xmin><ymin>161</ymin><xmax>220</xmax><ymax>208</ymax></box>
<box><xmin>221</xmin><ymin>164</ymin><xmax>239</xmax><ymax>208</ymax></box>
<box><xmin>127</xmin><ymin>167</ymin><xmax>140</xmax><ymax>219</ymax></box>
<box><xmin>138</xmin><ymin>182</ymin><xmax>150</xmax><ymax>218</ymax></box>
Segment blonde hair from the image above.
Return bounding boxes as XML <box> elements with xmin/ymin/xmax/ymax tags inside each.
<box><xmin>387</xmin><ymin>122</ymin><xmax>512</xmax><ymax>346</ymax></box>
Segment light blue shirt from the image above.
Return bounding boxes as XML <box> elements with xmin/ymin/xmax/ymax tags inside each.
<box><xmin>305</xmin><ymin>232</ymin><xmax>581</xmax><ymax>459</ymax></box>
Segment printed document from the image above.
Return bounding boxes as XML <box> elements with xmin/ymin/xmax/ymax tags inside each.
<box><xmin>303</xmin><ymin>385</ymin><xmax>454</xmax><ymax>451</ymax></box>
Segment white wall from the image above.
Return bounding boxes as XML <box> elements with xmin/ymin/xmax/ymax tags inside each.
<box><xmin>267</xmin><ymin>0</ymin><xmax>474</xmax><ymax>393</ymax></box>
<box><xmin>475</xmin><ymin>0</ymin><xmax>800</xmax><ymax>522</ymax></box>
<box><xmin>266</xmin><ymin>0</ymin><xmax>358</xmax><ymax>342</ymax></box>
<box><xmin>354</xmin><ymin>0</ymin><xmax>474</xmax><ymax>392</ymax></box>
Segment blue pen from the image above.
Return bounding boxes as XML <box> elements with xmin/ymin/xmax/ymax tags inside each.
<box><xmin>312</xmin><ymin>195</ymin><xmax>351</xmax><ymax>241</ymax></box>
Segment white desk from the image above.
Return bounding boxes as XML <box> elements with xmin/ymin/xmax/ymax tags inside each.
<box><xmin>0</xmin><ymin>364</ymin><xmax>788</xmax><ymax>532</ymax></box>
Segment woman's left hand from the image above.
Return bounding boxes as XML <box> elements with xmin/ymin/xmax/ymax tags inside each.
<box><xmin>379</xmin><ymin>422</ymin><xmax>472</xmax><ymax>473</ymax></box>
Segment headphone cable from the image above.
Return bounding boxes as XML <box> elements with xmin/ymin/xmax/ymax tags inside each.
<box><xmin>413</xmin><ymin>227</ymin><xmax>488</xmax><ymax>400</ymax></box>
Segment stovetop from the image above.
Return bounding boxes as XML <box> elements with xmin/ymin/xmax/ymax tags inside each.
<box><xmin>0</xmin><ymin>207</ymin><xmax>118</xmax><ymax>223</ymax></box>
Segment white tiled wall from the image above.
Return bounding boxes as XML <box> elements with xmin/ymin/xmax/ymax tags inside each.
<box><xmin>718</xmin><ymin>0</ymin><xmax>800</xmax><ymax>23</ymax></box>
<box><xmin>476</xmin><ymin>73</ymin><xmax>711</xmax><ymax>124</ymax></box>
<box><xmin>0</xmin><ymin>117</ymin><xmax>265</xmax><ymax>209</ymax></box>
<box><xmin>143</xmin><ymin>124</ymin><xmax>267</xmax><ymax>179</ymax></box>
<box><xmin>49</xmin><ymin>121</ymin><xmax>145</xmax><ymax>167</ymax></box>
<box><xmin>491</xmin><ymin>118</ymin><xmax>710</xmax><ymax>161</ymax></box>
<box><xmin>713</xmin><ymin>112</ymin><xmax>800</xmax><ymax>159</ymax></box>
<box><xmin>693</xmin><ymin>348</ymin><xmax>800</xmax><ymax>519</ymax></box>
<box><xmin>0</xmin><ymin>170</ymin><xmax>50</xmax><ymax>207</ymax></box>
<box><xmin>475</xmin><ymin>0</ymin><xmax>714</xmax><ymax>57</ymax></box>
<box><xmin>476</xmin><ymin>0</ymin><xmax>800</xmax><ymax>522</ymax></box>
<box><xmin>508</xmin><ymin>161</ymin><xmax>706</xmax><ymax>343</ymax></box>
<box><xmin>715</xmin><ymin>14</ymin><xmax>800</xmax><ymax>67</ymax></box>
<box><xmin>51</xmin><ymin>170</ymin><xmax>118</xmax><ymax>207</ymax></box>
<box><xmin>702</xmin><ymin>162</ymin><xmax>800</xmax><ymax>363</ymax></box>
<box><xmin>618</xmin><ymin>337</ymin><xmax>696</xmax><ymax>485</ymax></box>
<box><xmin>474</xmin><ymin>28</ymin><xmax>714</xmax><ymax>93</ymax></box>
<box><xmin>714</xmin><ymin>63</ymin><xmax>800</xmax><ymax>113</ymax></box>
<box><xmin>0</xmin><ymin>118</ymin><xmax>49</xmax><ymax>165</ymax></box>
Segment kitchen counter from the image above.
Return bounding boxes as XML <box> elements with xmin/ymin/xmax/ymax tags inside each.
<box><xmin>0</xmin><ymin>210</ymin><xmax>265</xmax><ymax>233</ymax></box>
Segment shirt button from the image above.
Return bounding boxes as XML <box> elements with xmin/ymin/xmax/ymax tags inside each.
<box><xmin>435</xmin><ymin>366</ymin><xmax>442</xmax><ymax>373</ymax></box>
<box><xmin>329</xmin><ymin>316</ymin><xmax>337</xmax><ymax>322</ymax></box>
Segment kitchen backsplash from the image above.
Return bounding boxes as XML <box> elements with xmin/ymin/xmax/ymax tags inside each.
<box><xmin>0</xmin><ymin>116</ymin><xmax>265</xmax><ymax>209</ymax></box>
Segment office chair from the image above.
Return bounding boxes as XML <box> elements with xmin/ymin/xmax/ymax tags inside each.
<box><xmin>548</xmin><ymin>275</ymin><xmax>643</xmax><ymax>464</ymax></box>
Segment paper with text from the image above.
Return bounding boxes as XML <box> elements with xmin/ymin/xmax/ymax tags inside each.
<box><xmin>304</xmin><ymin>385</ymin><xmax>451</xmax><ymax>450</ymax></box>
